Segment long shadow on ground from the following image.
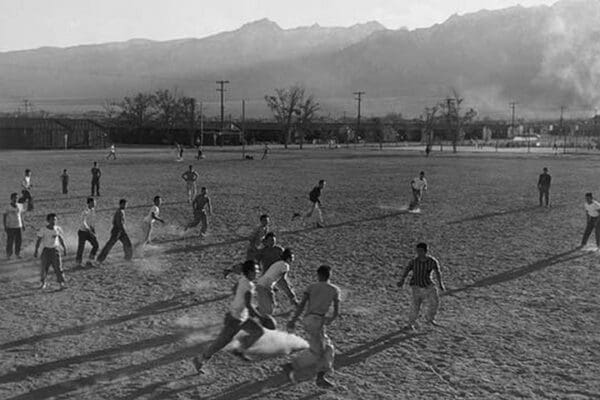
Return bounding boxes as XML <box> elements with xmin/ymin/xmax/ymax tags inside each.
<box><xmin>163</xmin><ymin>211</ymin><xmax>410</xmax><ymax>255</ymax></box>
<box><xmin>5</xmin><ymin>330</ymin><xmax>423</xmax><ymax>400</ymax></box>
<box><xmin>446</xmin><ymin>204</ymin><xmax>564</xmax><ymax>225</ymax></box>
<box><xmin>0</xmin><ymin>294</ymin><xmax>228</xmax><ymax>351</ymax></box>
<box><xmin>445</xmin><ymin>248</ymin><xmax>583</xmax><ymax>296</ymax></box>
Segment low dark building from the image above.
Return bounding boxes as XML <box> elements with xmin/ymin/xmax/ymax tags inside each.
<box><xmin>0</xmin><ymin>117</ymin><xmax>107</xmax><ymax>149</ymax></box>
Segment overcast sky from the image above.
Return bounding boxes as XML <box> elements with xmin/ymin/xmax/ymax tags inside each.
<box><xmin>0</xmin><ymin>0</ymin><xmax>557</xmax><ymax>52</ymax></box>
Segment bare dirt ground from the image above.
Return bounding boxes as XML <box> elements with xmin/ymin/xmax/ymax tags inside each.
<box><xmin>0</xmin><ymin>146</ymin><xmax>598</xmax><ymax>400</ymax></box>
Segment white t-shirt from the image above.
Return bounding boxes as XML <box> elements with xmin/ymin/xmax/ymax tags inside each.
<box><xmin>230</xmin><ymin>276</ymin><xmax>254</xmax><ymax>321</ymax></box>
<box><xmin>80</xmin><ymin>207</ymin><xmax>96</xmax><ymax>231</ymax></box>
<box><xmin>22</xmin><ymin>176</ymin><xmax>31</xmax><ymax>190</ymax></box>
<box><xmin>144</xmin><ymin>205</ymin><xmax>159</xmax><ymax>223</ymax></box>
<box><xmin>110</xmin><ymin>145</ymin><xmax>115</xmax><ymax>152</ymax></box>
<box><xmin>37</xmin><ymin>226</ymin><xmax>63</xmax><ymax>249</ymax></box>
<box><xmin>585</xmin><ymin>200</ymin><xmax>600</xmax><ymax>217</ymax></box>
<box><xmin>4</xmin><ymin>203</ymin><xmax>24</xmax><ymax>229</ymax></box>
<box><xmin>257</xmin><ymin>260</ymin><xmax>289</xmax><ymax>289</ymax></box>
<box><xmin>412</xmin><ymin>177</ymin><xmax>427</xmax><ymax>191</ymax></box>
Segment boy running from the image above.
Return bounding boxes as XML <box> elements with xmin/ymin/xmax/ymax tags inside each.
<box><xmin>257</xmin><ymin>232</ymin><xmax>284</xmax><ymax>272</ymax></box>
<box><xmin>60</xmin><ymin>169</ymin><xmax>69</xmax><ymax>194</ymax></box>
<box><xmin>293</xmin><ymin>180</ymin><xmax>325</xmax><ymax>228</ymax></box>
<box><xmin>21</xmin><ymin>169</ymin><xmax>34</xmax><ymax>211</ymax></box>
<box><xmin>185</xmin><ymin>187</ymin><xmax>212</xmax><ymax>236</ymax></box>
<box><xmin>142</xmin><ymin>196</ymin><xmax>165</xmax><ymax>245</ymax></box>
<box><xmin>91</xmin><ymin>162</ymin><xmax>101</xmax><ymax>196</ymax></box>
<box><xmin>246</xmin><ymin>214</ymin><xmax>270</xmax><ymax>261</ymax></box>
<box><xmin>96</xmin><ymin>199</ymin><xmax>133</xmax><ymax>264</ymax></box>
<box><xmin>192</xmin><ymin>260</ymin><xmax>271</xmax><ymax>374</ymax></box>
<box><xmin>75</xmin><ymin>197</ymin><xmax>99</xmax><ymax>267</ymax></box>
<box><xmin>580</xmin><ymin>192</ymin><xmax>600</xmax><ymax>249</ymax></box>
<box><xmin>181</xmin><ymin>165</ymin><xmax>199</xmax><ymax>203</ymax></box>
<box><xmin>409</xmin><ymin>171</ymin><xmax>428</xmax><ymax>210</ymax></box>
<box><xmin>4</xmin><ymin>193</ymin><xmax>25</xmax><ymax>259</ymax></box>
<box><xmin>283</xmin><ymin>265</ymin><xmax>340</xmax><ymax>388</ymax></box>
<box><xmin>34</xmin><ymin>213</ymin><xmax>67</xmax><ymax>290</ymax></box>
<box><xmin>397</xmin><ymin>242</ymin><xmax>446</xmax><ymax>329</ymax></box>
<box><xmin>256</xmin><ymin>248</ymin><xmax>299</xmax><ymax>317</ymax></box>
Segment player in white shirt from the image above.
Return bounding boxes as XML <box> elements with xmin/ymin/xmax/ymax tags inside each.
<box><xmin>34</xmin><ymin>213</ymin><xmax>67</xmax><ymax>290</ymax></box>
<box><xmin>409</xmin><ymin>171</ymin><xmax>428</xmax><ymax>211</ymax></box>
<box><xmin>142</xmin><ymin>196</ymin><xmax>165</xmax><ymax>245</ymax></box>
<box><xmin>76</xmin><ymin>197</ymin><xmax>99</xmax><ymax>267</ymax></box>
<box><xmin>192</xmin><ymin>260</ymin><xmax>273</xmax><ymax>374</ymax></box>
<box><xmin>256</xmin><ymin>248</ymin><xmax>299</xmax><ymax>317</ymax></box>
<box><xmin>21</xmin><ymin>169</ymin><xmax>34</xmax><ymax>211</ymax></box>
<box><xmin>107</xmin><ymin>144</ymin><xmax>117</xmax><ymax>160</ymax></box>
<box><xmin>580</xmin><ymin>192</ymin><xmax>600</xmax><ymax>249</ymax></box>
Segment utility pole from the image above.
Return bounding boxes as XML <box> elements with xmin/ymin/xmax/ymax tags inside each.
<box><xmin>242</xmin><ymin>99</ymin><xmax>246</xmax><ymax>159</ymax></box>
<box><xmin>189</xmin><ymin>98</ymin><xmax>196</xmax><ymax>147</ymax></box>
<box><xmin>510</xmin><ymin>102</ymin><xmax>523</xmax><ymax>151</ymax></box>
<box><xmin>216</xmin><ymin>80</ymin><xmax>230</xmax><ymax>146</ymax></box>
<box><xmin>443</xmin><ymin>98</ymin><xmax>456</xmax><ymax>152</ymax></box>
<box><xmin>353</xmin><ymin>91</ymin><xmax>365</xmax><ymax>147</ymax></box>
<box><xmin>560</xmin><ymin>106</ymin><xmax>566</xmax><ymax>154</ymax></box>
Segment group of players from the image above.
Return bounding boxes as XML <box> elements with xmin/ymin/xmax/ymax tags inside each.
<box><xmin>18</xmin><ymin>153</ymin><xmax>579</xmax><ymax>389</ymax></box>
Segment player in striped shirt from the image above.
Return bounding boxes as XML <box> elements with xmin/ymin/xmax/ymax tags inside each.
<box><xmin>142</xmin><ymin>196</ymin><xmax>165</xmax><ymax>245</ymax></box>
<box><xmin>398</xmin><ymin>242</ymin><xmax>446</xmax><ymax>330</ymax></box>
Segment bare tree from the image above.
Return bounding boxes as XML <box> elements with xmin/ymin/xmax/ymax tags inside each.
<box><xmin>296</xmin><ymin>94</ymin><xmax>320</xmax><ymax>149</ymax></box>
<box><xmin>119</xmin><ymin>93</ymin><xmax>156</xmax><ymax>143</ymax></box>
<box><xmin>440</xmin><ymin>90</ymin><xmax>477</xmax><ymax>153</ymax></box>
<box><xmin>264</xmin><ymin>85</ymin><xmax>305</xmax><ymax>149</ymax></box>
<box><xmin>422</xmin><ymin>106</ymin><xmax>439</xmax><ymax>148</ymax></box>
<box><xmin>154</xmin><ymin>89</ymin><xmax>184</xmax><ymax>142</ymax></box>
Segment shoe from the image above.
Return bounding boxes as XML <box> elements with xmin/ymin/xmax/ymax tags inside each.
<box><xmin>6</xmin><ymin>255</ymin><xmax>11</xmax><ymax>260</ymax></box>
<box><xmin>192</xmin><ymin>356</ymin><xmax>206</xmax><ymax>375</ymax></box>
<box><xmin>15</xmin><ymin>254</ymin><xmax>22</xmax><ymax>259</ymax></box>
<box><xmin>223</xmin><ymin>268</ymin><xmax>231</xmax><ymax>279</ymax></box>
<box><xmin>231</xmin><ymin>349</ymin><xmax>252</xmax><ymax>362</ymax></box>
<box><xmin>59</xmin><ymin>282</ymin><xmax>67</xmax><ymax>290</ymax></box>
<box><xmin>39</xmin><ymin>282</ymin><xmax>47</xmax><ymax>290</ymax></box>
<box><xmin>316</xmin><ymin>373</ymin><xmax>334</xmax><ymax>388</ymax></box>
<box><xmin>428</xmin><ymin>320</ymin><xmax>441</xmax><ymax>327</ymax></box>
<box><xmin>404</xmin><ymin>323</ymin><xmax>418</xmax><ymax>331</ymax></box>
<box><xmin>291</xmin><ymin>212</ymin><xmax>301</xmax><ymax>220</ymax></box>
<box><xmin>85</xmin><ymin>261</ymin><xmax>95</xmax><ymax>268</ymax></box>
<box><xmin>316</xmin><ymin>223</ymin><xmax>324</xmax><ymax>228</ymax></box>
<box><xmin>282</xmin><ymin>363</ymin><xmax>297</xmax><ymax>383</ymax></box>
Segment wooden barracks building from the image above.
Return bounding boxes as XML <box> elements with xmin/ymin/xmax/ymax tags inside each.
<box><xmin>0</xmin><ymin>118</ymin><xmax>108</xmax><ymax>149</ymax></box>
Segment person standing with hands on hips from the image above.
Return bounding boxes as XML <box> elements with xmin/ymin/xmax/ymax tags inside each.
<box><xmin>398</xmin><ymin>242</ymin><xmax>446</xmax><ymax>330</ymax></box>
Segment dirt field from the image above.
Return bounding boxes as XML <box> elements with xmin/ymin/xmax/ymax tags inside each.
<box><xmin>0</xmin><ymin>146</ymin><xmax>598</xmax><ymax>400</ymax></box>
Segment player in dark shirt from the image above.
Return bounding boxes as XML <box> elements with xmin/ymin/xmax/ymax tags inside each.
<box><xmin>398</xmin><ymin>242</ymin><xmax>446</xmax><ymax>330</ymax></box>
<box><xmin>91</xmin><ymin>162</ymin><xmax>101</xmax><ymax>197</ymax></box>
<box><xmin>293</xmin><ymin>180</ymin><xmax>325</xmax><ymax>228</ymax></box>
<box><xmin>96</xmin><ymin>199</ymin><xmax>132</xmax><ymax>263</ymax></box>
<box><xmin>257</xmin><ymin>232</ymin><xmax>284</xmax><ymax>272</ymax></box>
<box><xmin>537</xmin><ymin>167</ymin><xmax>551</xmax><ymax>207</ymax></box>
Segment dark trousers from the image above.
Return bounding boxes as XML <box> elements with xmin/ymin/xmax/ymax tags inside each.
<box><xmin>539</xmin><ymin>188</ymin><xmax>549</xmax><ymax>206</ymax></box>
<box><xmin>41</xmin><ymin>248</ymin><xmax>65</xmax><ymax>283</ymax></box>
<box><xmin>202</xmin><ymin>313</ymin><xmax>263</xmax><ymax>360</ymax></box>
<box><xmin>409</xmin><ymin>189</ymin><xmax>422</xmax><ymax>209</ymax></box>
<box><xmin>5</xmin><ymin>228</ymin><xmax>22</xmax><ymax>257</ymax></box>
<box><xmin>187</xmin><ymin>210</ymin><xmax>207</xmax><ymax>233</ymax></box>
<box><xmin>62</xmin><ymin>181</ymin><xmax>68</xmax><ymax>194</ymax></box>
<box><xmin>97</xmin><ymin>229</ymin><xmax>132</xmax><ymax>262</ymax></box>
<box><xmin>76</xmin><ymin>229</ymin><xmax>99</xmax><ymax>264</ymax></box>
<box><xmin>91</xmin><ymin>179</ymin><xmax>100</xmax><ymax>196</ymax></box>
<box><xmin>21</xmin><ymin>190</ymin><xmax>34</xmax><ymax>211</ymax></box>
<box><xmin>581</xmin><ymin>216</ymin><xmax>600</xmax><ymax>247</ymax></box>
